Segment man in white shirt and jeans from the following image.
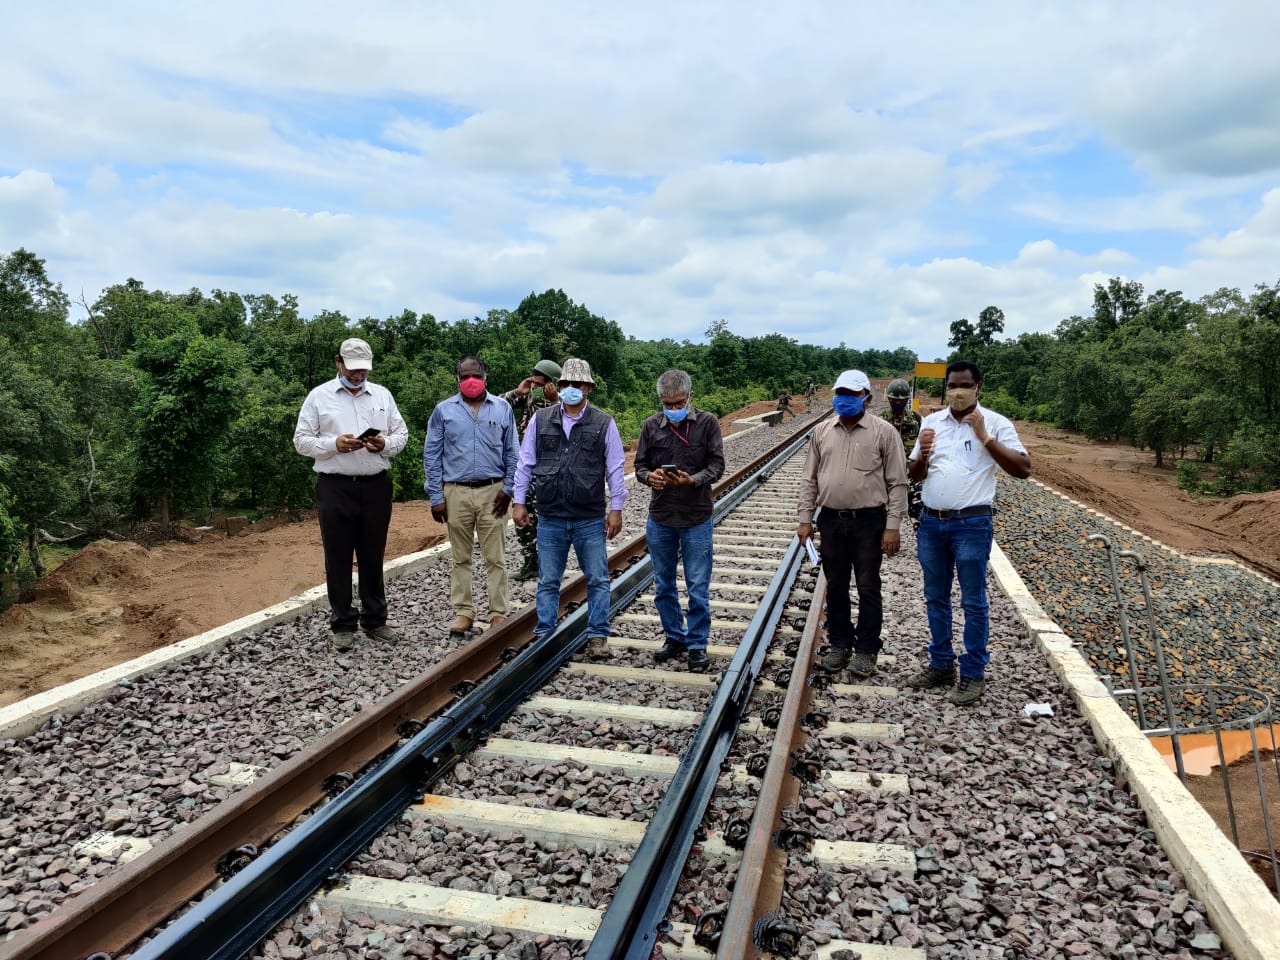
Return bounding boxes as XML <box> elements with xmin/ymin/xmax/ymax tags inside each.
<box><xmin>906</xmin><ymin>361</ymin><xmax>1030</xmax><ymax>705</ymax></box>
<box><xmin>294</xmin><ymin>337</ymin><xmax>409</xmax><ymax>651</ymax></box>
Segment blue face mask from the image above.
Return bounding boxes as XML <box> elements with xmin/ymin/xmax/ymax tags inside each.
<box><xmin>832</xmin><ymin>393</ymin><xmax>867</xmax><ymax>417</ymax></box>
<box><xmin>339</xmin><ymin>373</ymin><xmax>364</xmax><ymax>390</ymax></box>
<box><xmin>663</xmin><ymin>406</ymin><xmax>689</xmax><ymax>423</ymax></box>
<box><xmin>559</xmin><ymin>386</ymin><xmax>584</xmax><ymax>406</ymax></box>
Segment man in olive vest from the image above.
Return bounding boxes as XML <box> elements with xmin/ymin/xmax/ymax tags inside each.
<box><xmin>512</xmin><ymin>358</ymin><xmax>627</xmax><ymax>660</ymax></box>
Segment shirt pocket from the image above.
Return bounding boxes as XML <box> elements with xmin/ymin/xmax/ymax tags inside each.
<box><xmin>848</xmin><ymin>439</ymin><xmax>884</xmax><ymax>475</ymax></box>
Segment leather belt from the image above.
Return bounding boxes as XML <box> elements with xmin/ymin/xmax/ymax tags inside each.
<box><xmin>826</xmin><ymin>506</ymin><xmax>887</xmax><ymax>520</ymax></box>
<box><xmin>321</xmin><ymin>471</ymin><xmax>387</xmax><ymax>484</ymax></box>
<box><xmin>922</xmin><ymin>505</ymin><xmax>993</xmax><ymax>520</ymax></box>
<box><xmin>451</xmin><ymin>477</ymin><xmax>503</xmax><ymax>488</ymax></box>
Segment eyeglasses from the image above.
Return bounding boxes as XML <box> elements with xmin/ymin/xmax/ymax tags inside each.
<box><xmin>660</xmin><ymin>397</ymin><xmax>689</xmax><ymax>410</ymax></box>
<box><xmin>558</xmin><ymin>380</ymin><xmax>589</xmax><ymax>389</ymax></box>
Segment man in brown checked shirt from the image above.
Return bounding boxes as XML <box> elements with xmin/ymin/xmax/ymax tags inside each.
<box><xmin>797</xmin><ymin>369</ymin><xmax>909</xmax><ymax>678</ymax></box>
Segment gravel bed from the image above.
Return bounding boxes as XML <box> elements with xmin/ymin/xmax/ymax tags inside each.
<box><xmin>540</xmin><ymin>674</ymin><xmax>708</xmax><ymax>711</ymax></box>
<box><xmin>430</xmin><ymin>758</ymin><xmax>667</xmax><ymax>823</ymax></box>
<box><xmin>489</xmin><ymin>711</ymin><xmax>694</xmax><ymax>756</ymax></box>
<box><xmin>666</xmin><ymin>517</ymin><xmax>1234</xmax><ymax>958</ymax></box>
<box><xmin>0</xmin><ymin>412</ymin><xmax>823</xmax><ymax>935</ymax></box>
<box><xmin>350</xmin><ymin>822</ymin><xmax>627</xmax><ymax>910</ymax></box>
<box><xmin>993</xmin><ymin>478</ymin><xmax>1280</xmax><ymax>714</ymax></box>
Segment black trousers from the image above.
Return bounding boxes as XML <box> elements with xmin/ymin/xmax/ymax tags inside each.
<box><xmin>817</xmin><ymin>508</ymin><xmax>886</xmax><ymax>654</ymax></box>
<box><xmin>316</xmin><ymin>471</ymin><xmax>393</xmax><ymax>632</ymax></box>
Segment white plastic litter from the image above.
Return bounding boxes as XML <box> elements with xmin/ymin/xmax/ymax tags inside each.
<box><xmin>1023</xmin><ymin>702</ymin><xmax>1054</xmax><ymax>718</ymax></box>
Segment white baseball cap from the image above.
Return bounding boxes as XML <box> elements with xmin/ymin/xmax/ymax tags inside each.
<box><xmin>339</xmin><ymin>337</ymin><xmax>374</xmax><ymax>371</ymax></box>
<box><xmin>833</xmin><ymin>369</ymin><xmax>871</xmax><ymax>392</ymax></box>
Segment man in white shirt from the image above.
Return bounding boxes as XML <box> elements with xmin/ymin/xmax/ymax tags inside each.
<box><xmin>906</xmin><ymin>361</ymin><xmax>1030</xmax><ymax>705</ymax></box>
<box><xmin>294</xmin><ymin>337</ymin><xmax>409</xmax><ymax>651</ymax></box>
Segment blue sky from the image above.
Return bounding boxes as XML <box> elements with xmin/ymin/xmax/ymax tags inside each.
<box><xmin>3</xmin><ymin>1</ymin><xmax>1280</xmax><ymax>358</ymax></box>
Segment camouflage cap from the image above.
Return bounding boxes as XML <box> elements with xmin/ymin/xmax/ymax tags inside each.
<box><xmin>533</xmin><ymin>359</ymin><xmax>562</xmax><ymax>381</ymax></box>
<box><xmin>887</xmin><ymin>378</ymin><xmax>911</xmax><ymax>398</ymax></box>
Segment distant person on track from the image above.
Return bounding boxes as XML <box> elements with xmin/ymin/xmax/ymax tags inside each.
<box><xmin>797</xmin><ymin>369</ymin><xmax>908</xmax><ymax>678</ymax></box>
<box><xmin>424</xmin><ymin>356</ymin><xmax>519</xmax><ymax>639</ymax></box>
<box><xmin>777</xmin><ymin>391</ymin><xmax>796</xmax><ymax>420</ymax></box>
<box><xmin>881</xmin><ymin>378</ymin><xmax>924</xmax><ymax>526</ymax></box>
<box><xmin>293</xmin><ymin>337</ymin><xmax>409</xmax><ymax>652</ymax></box>
<box><xmin>634</xmin><ymin>369</ymin><xmax>726</xmax><ymax>673</ymax></box>
<box><xmin>500</xmin><ymin>359</ymin><xmax>562</xmax><ymax>582</ymax></box>
<box><xmin>907</xmin><ymin>360</ymin><xmax>1031</xmax><ymax>705</ymax></box>
<box><xmin>512</xmin><ymin>358</ymin><xmax>628</xmax><ymax>661</ymax></box>
<box><xmin>803</xmin><ymin>377</ymin><xmax>816</xmax><ymax>411</ymax></box>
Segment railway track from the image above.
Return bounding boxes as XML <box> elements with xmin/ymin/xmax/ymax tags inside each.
<box><xmin>4</xmin><ymin>397</ymin><xmax>1277</xmax><ymax>959</ymax></box>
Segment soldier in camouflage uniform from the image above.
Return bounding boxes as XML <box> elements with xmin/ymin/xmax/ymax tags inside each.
<box><xmin>881</xmin><ymin>378</ymin><xmax>923</xmax><ymax>525</ymax></box>
<box><xmin>803</xmin><ymin>377</ymin><xmax>816</xmax><ymax>411</ymax></box>
<box><xmin>776</xmin><ymin>391</ymin><xmax>796</xmax><ymax>419</ymax></box>
<box><xmin>500</xmin><ymin>359</ymin><xmax>561</xmax><ymax>579</ymax></box>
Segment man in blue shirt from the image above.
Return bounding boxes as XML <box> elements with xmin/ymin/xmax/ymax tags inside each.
<box><xmin>424</xmin><ymin>356</ymin><xmax>519</xmax><ymax>638</ymax></box>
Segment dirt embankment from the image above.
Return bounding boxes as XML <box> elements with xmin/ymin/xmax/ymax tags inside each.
<box><xmin>3</xmin><ymin>397</ymin><xmax>1279</xmax><ymax>709</ymax></box>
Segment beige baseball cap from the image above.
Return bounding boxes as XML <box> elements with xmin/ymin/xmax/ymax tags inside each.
<box><xmin>339</xmin><ymin>337</ymin><xmax>374</xmax><ymax>371</ymax></box>
<box><xmin>558</xmin><ymin>357</ymin><xmax>596</xmax><ymax>385</ymax></box>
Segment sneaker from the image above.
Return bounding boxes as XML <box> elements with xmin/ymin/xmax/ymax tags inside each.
<box><xmin>584</xmin><ymin>637</ymin><xmax>612</xmax><ymax>661</ymax></box>
<box><xmin>687</xmin><ymin>650</ymin><xmax>710</xmax><ymax>673</ymax></box>
<box><xmin>653</xmin><ymin>641</ymin><xmax>685</xmax><ymax>664</ymax></box>
<box><xmin>849</xmin><ymin>652</ymin><xmax>878</xmax><ymax>678</ymax></box>
<box><xmin>364</xmin><ymin>624</ymin><xmax>400</xmax><ymax>643</ymax></box>
<box><xmin>947</xmin><ymin>677</ymin><xmax>987</xmax><ymax>706</ymax></box>
<box><xmin>907</xmin><ymin>665</ymin><xmax>957</xmax><ymax>690</ymax></box>
<box><xmin>332</xmin><ymin>631</ymin><xmax>357</xmax><ymax>652</ymax></box>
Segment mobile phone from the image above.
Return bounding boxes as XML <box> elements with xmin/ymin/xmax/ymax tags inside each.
<box><xmin>357</xmin><ymin>427</ymin><xmax>381</xmax><ymax>440</ymax></box>
<box><xmin>660</xmin><ymin>464</ymin><xmax>678</xmax><ymax>474</ymax></box>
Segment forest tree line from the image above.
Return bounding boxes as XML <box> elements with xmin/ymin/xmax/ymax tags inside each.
<box><xmin>948</xmin><ymin>279</ymin><xmax>1280</xmax><ymax>496</ymax></box>
<box><xmin>3</xmin><ymin>246</ymin><xmax>1277</xmax><ymax>596</ymax></box>
<box><xmin>0</xmin><ymin>248</ymin><xmax>911</xmax><ymax>587</ymax></box>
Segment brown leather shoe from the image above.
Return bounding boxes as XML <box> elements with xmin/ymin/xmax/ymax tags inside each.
<box><xmin>489</xmin><ymin>614</ymin><xmax>508</xmax><ymax>628</ymax></box>
<box><xmin>448</xmin><ymin>615</ymin><xmax>473</xmax><ymax>635</ymax></box>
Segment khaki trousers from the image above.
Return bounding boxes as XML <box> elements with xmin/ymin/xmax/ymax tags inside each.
<box><xmin>444</xmin><ymin>482</ymin><xmax>510</xmax><ymax>620</ymax></box>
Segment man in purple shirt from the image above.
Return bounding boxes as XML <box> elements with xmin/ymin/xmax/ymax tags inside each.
<box><xmin>513</xmin><ymin>358</ymin><xmax>627</xmax><ymax>660</ymax></box>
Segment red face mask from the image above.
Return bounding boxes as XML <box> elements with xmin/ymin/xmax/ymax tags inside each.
<box><xmin>459</xmin><ymin>376</ymin><xmax>486</xmax><ymax>399</ymax></box>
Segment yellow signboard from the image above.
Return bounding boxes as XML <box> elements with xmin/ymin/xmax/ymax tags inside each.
<box><xmin>914</xmin><ymin>361</ymin><xmax>947</xmax><ymax>379</ymax></box>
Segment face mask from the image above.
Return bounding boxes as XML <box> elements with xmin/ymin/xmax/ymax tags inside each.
<box><xmin>559</xmin><ymin>386</ymin><xmax>584</xmax><ymax>406</ymax></box>
<box><xmin>948</xmin><ymin>387</ymin><xmax>978</xmax><ymax>412</ymax></box>
<box><xmin>339</xmin><ymin>373</ymin><xmax>364</xmax><ymax>390</ymax></box>
<box><xmin>663</xmin><ymin>405</ymin><xmax>689</xmax><ymax>423</ymax></box>
<box><xmin>832</xmin><ymin>393</ymin><xmax>867</xmax><ymax>417</ymax></box>
<box><xmin>889</xmin><ymin>399</ymin><xmax>908</xmax><ymax>412</ymax></box>
<box><xmin>459</xmin><ymin>376</ymin><xmax>486</xmax><ymax>399</ymax></box>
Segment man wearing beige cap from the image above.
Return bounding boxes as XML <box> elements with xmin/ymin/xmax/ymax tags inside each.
<box><xmin>294</xmin><ymin>337</ymin><xmax>409</xmax><ymax>651</ymax></box>
<box><xmin>797</xmin><ymin>368</ymin><xmax>908</xmax><ymax>679</ymax></box>
<box><xmin>512</xmin><ymin>358</ymin><xmax>627</xmax><ymax>661</ymax></box>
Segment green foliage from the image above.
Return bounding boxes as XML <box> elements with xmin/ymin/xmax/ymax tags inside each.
<box><xmin>1176</xmin><ymin>460</ymin><xmax>1205</xmax><ymax>495</ymax></box>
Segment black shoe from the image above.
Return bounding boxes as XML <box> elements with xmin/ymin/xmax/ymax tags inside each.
<box><xmin>332</xmin><ymin>631</ymin><xmax>357</xmax><ymax>652</ymax></box>
<box><xmin>653</xmin><ymin>641</ymin><xmax>685</xmax><ymax>664</ymax></box>
<box><xmin>907</xmin><ymin>665</ymin><xmax>957</xmax><ymax>690</ymax></box>
<box><xmin>947</xmin><ymin>677</ymin><xmax>987</xmax><ymax>706</ymax></box>
<box><xmin>514</xmin><ymin>558</ymin><xmax>539</xmax><ymax>581</ymax></box>
<box><xmin>363</xmin><ymin>624</ymin><xmax>400</xmax><ymax>642</ymax></box>
<box><xmin>820</xmin><ymin>647</ymin><xmax>851</xmax><ymax>671</ymax></box>
<box><xmin>687</xmin><ymin>650</ymin><xmax>710</xmax><ymax>673</ymax></box>
<box><xmin>849</xmin><ymin>652</ymin><xmax>878</xmax><ymax>678</ymax></box>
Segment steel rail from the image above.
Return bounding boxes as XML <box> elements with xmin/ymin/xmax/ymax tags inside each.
<box><xmin>714</xmin><ymin>570</ymin><xmax>828</xmax><ymax>957</ymax></box>
<box><xmin>1</xmin><ymin>415</ymin><xmax>827</xmax><ymax>960</ymax></box>
<box><xmin>584</xmin><ymin>511</ymin><xmax>809</xmax><ymax>956</ymax></box>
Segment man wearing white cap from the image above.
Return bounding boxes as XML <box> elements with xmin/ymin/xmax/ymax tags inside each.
<box><xmin>294</xmin><ymin>337</ymin><xmax>409</xmax><ymax>651</ymax></box>
<box><xmin>797</xmin><ymin>369</ymin><xmax>908</xmax><ymax>678</ymax></box>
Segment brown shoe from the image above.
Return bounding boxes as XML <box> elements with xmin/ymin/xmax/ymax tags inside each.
<box><xmin>584</xmin><ymin>637</ymin><xmax>611</xmax><ymax>661</ymax></box>
<box><xmin>448</xmin><ymin>615</ymin><xmax>473</xmax><ymax>635</ymax></box>
<box><xmin>489</xmin><ymin>614</ymin><xmax>508</xmax><ymax>629</ymax></box>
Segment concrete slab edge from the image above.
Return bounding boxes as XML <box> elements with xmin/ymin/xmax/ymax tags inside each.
<box><xmin>988</xmin><ymin>540</ymin><xmax>1280</xmax><ymax>960</ymax></box>
<box><xmin>0</xmin><ymin>540</ymin><xmax>454</xmax><ymax>742</ymax></box>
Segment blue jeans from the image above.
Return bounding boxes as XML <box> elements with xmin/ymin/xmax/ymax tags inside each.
<box><xmin>646</xmin><ymin>516</ymin><xmax>713</xmax><ymax>652</ymax></box>
<box><xmin>916</xmin><ymin>513</ymin><xmax>993</xmax><ymax>680</ymax></box>
<box><xmin>536</xmin><ymin>515</ymin><xmax>612</xmax><ymax>640</ymax></box>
